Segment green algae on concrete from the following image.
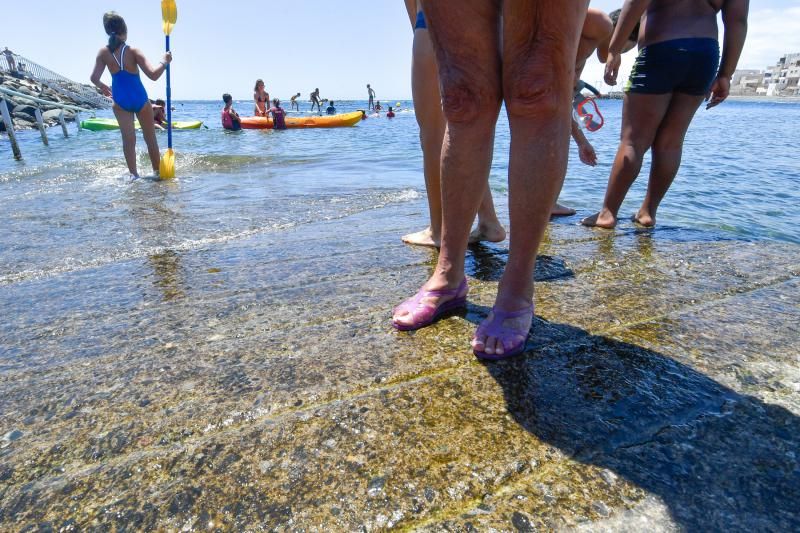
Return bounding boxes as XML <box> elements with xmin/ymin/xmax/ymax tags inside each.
<box><xmin>1</xmin><ymin>203</ymin><xmax>799</xmax><ymax>530</ymax></box>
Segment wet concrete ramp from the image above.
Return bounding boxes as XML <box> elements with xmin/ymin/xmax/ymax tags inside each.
<box><xmin>1</xmin><ymin>204</ymin><xmax>799</xmax><ymax>531</ymax></box>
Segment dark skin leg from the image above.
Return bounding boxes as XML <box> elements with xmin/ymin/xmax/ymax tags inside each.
<box><xmin>635</xmin><ymin>92</ymin><xmax>705</xmax><ymax>226</ymax></box>
<box><xmin>581</xmin><ymin>92</ymin><xmax>672</xmax><ymax>229</ymax></box>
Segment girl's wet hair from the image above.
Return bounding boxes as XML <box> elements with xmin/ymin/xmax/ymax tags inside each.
<box><xmin>103</xmin><ymin>12</ymin><xmax>127</xmax><ymax>53</ymax></box>
<box><xmin>254</xmin><ymin>79</ymin><xmax>264</xmax><ymax>91</ymax></box>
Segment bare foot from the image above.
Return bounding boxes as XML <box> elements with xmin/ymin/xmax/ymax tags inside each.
<box><xmin>402</xmin><ymin>227</ymin><xmax>440</xmax><ymax>248</ymax></box>
<box><xmin>632</xmin><ymin>211</ymin><xmax>655</xmax><ymax>227</ymax></box>
<box><xmin>551</xmin><ymin>202</ymin><xmax>576</xmax><ymax>217</ymax></box>
<box><xmin>468</xmin><ymin>223</ymin><xmax>506</xmax><ymax>244</ymax></box>
<box><xmin>581</xmin><ymin>210</ymin><xmax>617</xmax><ymax>229</ymax></box>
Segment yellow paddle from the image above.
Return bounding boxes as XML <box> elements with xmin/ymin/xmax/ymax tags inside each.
<box><xmin>158</xmin><ymin>0</ymin><xmax>178</xmax><ymax>179</ymax></box>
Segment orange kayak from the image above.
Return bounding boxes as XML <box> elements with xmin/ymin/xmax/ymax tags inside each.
<box><xmin>240</xmin><ymin>111</ymin><xmax>362</xmax><ymax>129</ymax></box>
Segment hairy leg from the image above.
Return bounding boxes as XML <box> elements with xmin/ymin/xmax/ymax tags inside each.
<box><xmin>113</xmin><ymin>104</ymin><xmax>138</xmax><ymax>177</ymax></box>
<box><xmin>136</xmin><ymin>103</ymin><xmax>161</xmax><ymax>175</ymax></box>
<box><xmin>581</xmin><ymin>92</ymin><xmax>672</xmax><ymax>228</ymax></box>
<box><xmin>636</xmin><ymin>92</ymin><xmax>705</xmax><ymax>226</ymax></box>
<box><xmin>393</xmin><ymin>0</ymin><xmax>502</xmax><ymax>327</ymax></box>
<box><xmin>473</xmin><ymin>0</ymin><xmax>587</xmax><ymax>356</ymax></box>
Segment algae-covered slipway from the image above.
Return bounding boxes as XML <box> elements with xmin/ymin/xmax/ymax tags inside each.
<box><xmin>1</xmin><ymin>201</ymin><xmax>799</xmax><ymax>531</ymax></box>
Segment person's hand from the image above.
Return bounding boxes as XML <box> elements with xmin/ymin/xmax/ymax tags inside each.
<box><xmin>163</xmin><ymin>51</ymin><xmax>173</xmax><ymax>64</ymax></box>
<box><xmin>604</xmin><ymin>52</ymin><xmax>621</xmax><ymax>86</ymax></box>
<box><xmin>706</xmin><ymin>75</ymin><xmax>729</xmax><ymax>109</ymax></box>
<box><xmin>578</xmin><ymin>142</ymin><xmax>597</xmax><ymax>167</ymax></box>
<box><xmin>100</xmin><ymin>84</ymin><xmax>112</xmax><ymax>97</ymax></box>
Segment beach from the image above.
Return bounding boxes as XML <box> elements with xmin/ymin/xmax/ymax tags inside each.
<box><xmin>1</xmin><ymin>99</ymin><xmax>799</xmax><ymax>530</ymax></box>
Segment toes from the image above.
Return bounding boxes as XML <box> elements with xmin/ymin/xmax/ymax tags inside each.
<box><xmin>485</xmin><ymin>336</ymin><xmax>500</xmax><ymax>355</ymax></box>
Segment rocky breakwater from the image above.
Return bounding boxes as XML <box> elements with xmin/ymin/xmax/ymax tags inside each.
<box><xmin>0</xmin><ymin>73</ymin><xmax>103</xmax><ymax>132</ymax></box>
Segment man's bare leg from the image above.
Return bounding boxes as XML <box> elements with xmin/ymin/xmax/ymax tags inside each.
<box><xmin>393</xmin><ymin>0</ymin><xmax>503</xmax><ymax>327</ymax></box>
<box><xmin>581</xmin><ymin>92</ymin><xmax>672</xmax><ymax>229</ymax></box>
<box><xmin>635</xmin><ymin>92</ymin><xmax>704</xmax><ymax>227</ymax></box>
<box><xmin>473</xmin><ymin>0</ymin><xmax>587</xmax><ymax>356</ymax></box>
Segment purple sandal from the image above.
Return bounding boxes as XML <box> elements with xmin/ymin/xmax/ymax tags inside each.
<box><xmin>392</xmin><ymin>278</ymin><xmax>468</xmax><ymax>331</ymax></box>
<box><xmin>472</xmin><ymin>304</ymin><xmax>534</xmax><ymax>361</ymax></box>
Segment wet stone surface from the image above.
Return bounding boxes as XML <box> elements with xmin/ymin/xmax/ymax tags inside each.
<box><xmin>1</xmin><ymin>203</ymin><xmax>799</xmax><ymax>530</ymax></box>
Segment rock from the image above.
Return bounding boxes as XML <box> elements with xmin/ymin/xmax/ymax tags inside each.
<box><xmin>13</xmin><ymin>104</ymin><xmax>36</xmax><ymax>117</ymax></box>
<box><xmin>42</xmin><ymin>109</ymin><xmax>63</xmax><ymax>122</ymax></box>
<box><xmin>511</xmin><ymin>511</ymin><xmax>535</xmax><ymax>532</ymax></box>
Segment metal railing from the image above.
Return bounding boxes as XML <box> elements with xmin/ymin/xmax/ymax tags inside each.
<box><xmin>1</xmin><ymin>47</ymin><xmax>112</xmax><ymax>109</ymax></box>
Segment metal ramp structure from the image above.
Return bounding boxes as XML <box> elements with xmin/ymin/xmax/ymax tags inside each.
<box><xmin>1</xmin><ymin>47</ymin><xmax>112</xmax><ymax>109</ymax></box>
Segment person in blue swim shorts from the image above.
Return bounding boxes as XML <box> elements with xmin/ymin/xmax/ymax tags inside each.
<box><xmin>582</xmin><ymin>0</ymin><xmax>749</xmax><ymax>229</ymax></box>
<box><xmin>90</xmin><ymin>12</ymin><xmax>173</xmax><ymax>180</ymax></box>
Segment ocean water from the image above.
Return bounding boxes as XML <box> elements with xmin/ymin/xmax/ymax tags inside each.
<box><xmin>0</xmin><ymin>98</ymin><xmax>797</xmax><ymax>284</ymax></box>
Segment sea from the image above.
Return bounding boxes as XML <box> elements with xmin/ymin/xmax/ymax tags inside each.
<box><xmin>0</xmin><ymin>98</ymin><xmax>798</xmax><ymax>285</ymax></box>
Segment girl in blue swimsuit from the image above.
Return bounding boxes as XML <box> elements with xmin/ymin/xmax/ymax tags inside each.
<box><xmin>90</xmin><ymin>12</ymin><xmax>173</xmax><ymax>179</ymax></box>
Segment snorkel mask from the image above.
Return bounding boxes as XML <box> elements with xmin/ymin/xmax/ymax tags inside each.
<box><xmin>572</xmin><ymin>93</ymin><xmax>604</xmax><ymax>132</ymax></box>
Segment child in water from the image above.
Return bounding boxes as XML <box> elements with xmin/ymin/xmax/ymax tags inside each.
<box><xmin>152</xmin><ymin>98</ymin><xmax>166</xmax><ymax>130</ymax></box>
<box><xmin>221</xmin><ymin>93</ymin><xmax>241</xmax><ymax>131</ymax></box>
<box><xmin>326</xmin><ymin>100</ymin><xmax>336</xmax><ymax>115</ymax></box>
<box><xmin>290</xmin><ymin>92</ymin><xmax>301</xmax><ymax>111</ymax></box>
<box><xmin>387</xmin><ymin>106</ymin><xmax>395</xmax><ymax>118</ymax></box>
<box><xmin>90</xmin><ymin>11</ymin><xmax>172</xmax><ymax>179</ymax></box>
<box><xmin>269</xmin><ymin>98</ymin><xmax>287</xmax><ymax>130</ymax></box>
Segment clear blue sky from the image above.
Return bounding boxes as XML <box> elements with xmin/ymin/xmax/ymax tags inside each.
<box><xmin>3</xmin><ymin>1</ymin><xmax>798</xmax><ymax>101</ymax></box>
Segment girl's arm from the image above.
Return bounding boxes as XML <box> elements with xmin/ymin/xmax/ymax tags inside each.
<box><xmin>404</xmin><ymin>0</ymin><xmax>417</xmax><ymax>29</ymax></box>
<box><xmin>89</xmin><ymin>50</ymin><xmax>112</xmax><ymax>97</ymax></box>
<box><xmin>136</xmin><ymin>48</ymin><xmax>172</xmax><ymax>81</ymax></box>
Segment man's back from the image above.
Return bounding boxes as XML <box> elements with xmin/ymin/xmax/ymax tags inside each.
<box><xmin>641</xmin><ymin>0</ymin><xmax>730</xmax><ymax>45</ymax></box>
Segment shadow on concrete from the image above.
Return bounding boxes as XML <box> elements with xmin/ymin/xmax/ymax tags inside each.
<box><xmin>466</xmin><ymin>245</ymin><xmax>574</xmax><ymax>283</ymax></box>
<box><xmin>482</xmin><ymin>321</ymin><xmax>800</xmax><ymax>530</ymax></box>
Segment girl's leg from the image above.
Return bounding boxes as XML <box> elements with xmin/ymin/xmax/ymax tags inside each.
<box><xmin>113</xmin><ymin>104</ymin><xmax>138</xmax><ymax>177</ymax></box>
<box><xmin>136</xmin><ymin>103</ymin><xmax>161</xmax><ymax>175</ymax></box>
<box><xmin>402</xmin><ymin>25</ymin><xmax>447</xmax><ymax>247</ymax></box>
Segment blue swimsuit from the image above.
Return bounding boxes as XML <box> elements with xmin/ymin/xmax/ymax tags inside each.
<box><xmin>414</xmin><ymin>11</ymin><xmax>426</xmax><ymax>30</ymax></box>
<box><xmin>111</xmin><ymin>44</ymin><xmax>149</xmax><ymax>113</ymax></box>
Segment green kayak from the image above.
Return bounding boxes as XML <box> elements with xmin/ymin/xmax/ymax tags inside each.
<box><xmin>80</xmin><ymin>118</ymin><xmax>203</xmax><ymax>131</ymax></box>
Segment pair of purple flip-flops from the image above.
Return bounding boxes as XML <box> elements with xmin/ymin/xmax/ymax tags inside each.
<box><xmin>392</xmin><ymin>278</ymin><xmax>468</xmax><ymax>331</ymax></box>
<box><xmin>392</xmin><ymin>279</ymin><xmax>533</xmax><ymax>361</ymax></box>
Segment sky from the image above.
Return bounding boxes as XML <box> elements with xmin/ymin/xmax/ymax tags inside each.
<box><xmin>3</xmin><ymin>0</ymin><xmax>800</xmax><ymax>101</ymax></box>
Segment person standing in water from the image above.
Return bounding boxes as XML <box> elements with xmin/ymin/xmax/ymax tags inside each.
<box><xmin>290</xmin><ymin>92</ymin><xmax>302</xmax><ymax>111</ymax></box>
<box><xmin>221</xmin><ymin>93</ymin><xmax>241</xmax><ymax>131</ymax></box>
<box><xmin>367</xmin><ymin>84</ymin><xmax>376</xmax><ymax>111</ymax></box>
<box><xmin>582</xmin><ymin>0</ymin><xmax>749</xmax><ymax>229</ymax></box>
<box><xmin>400</xmin><ymin>1</ymin><xmax>505</xmax><ymax>248</ymax></box>
<box><xmin>253</xmin><ymin>79</ymin><xmax>270</xmax><ymax>117</ymax></box>
<box><xmin>269</xmin><ymin>98</ymin><xmax>287</xmax><ymax>130</ymax></box>
<box><xmin>310</xmin><ymin>88</ymin><xmax>322</xmax><ymax>114</ymax></box>
<box><xmin>90</xmin><ymin>12</ymin><xmax>172</xmax><ymax>180</ymax></box>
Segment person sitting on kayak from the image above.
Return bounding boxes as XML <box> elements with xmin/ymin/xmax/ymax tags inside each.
<box><xmin>221</xmin><ymin>93</ymin><xmax>241</xmax><ymax>131</ymax></box>
<box><xmin>326</xmin><ymin>101</ymin><xmax>336</xmax><ymax>115</ymax></box>
<box><xmin>254</xmin><ymin>79</ymin><xmax>270</xmax><ymax>117</ymax></box>
<box><xmin>269</xmin><ymin>98</ymin><xmax>287</xmax><ymax>130</ymax></box>
<box><xmin>152</xmin><ymin>98</ymin><xmax>166</xmax><ymax>130</ymax></box>
<box><xmin>90</xmin><ymin>11</ymin><xmax>172</xmax><ymax>180</ymax></box>
<box><xmin>386</xmin><ymin>106</ymin><xmax>395</xmax><ymax>118</ymax></box>
<box><xmin>290</xmin><ymin>92</ymin><xmax>301</xmax><ymax>111</ymax></box>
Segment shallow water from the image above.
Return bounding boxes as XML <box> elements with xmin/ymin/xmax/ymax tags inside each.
<box><xmin>0</xmin><ymin>98</ymin><xmax>797</xmax><ymax>285</ymax></box>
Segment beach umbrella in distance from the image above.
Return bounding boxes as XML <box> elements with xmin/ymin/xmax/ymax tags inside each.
<box><xmin>159</xmin><ymin>0</ymin><xmax>177</xmax><ymax>179</ymax></box>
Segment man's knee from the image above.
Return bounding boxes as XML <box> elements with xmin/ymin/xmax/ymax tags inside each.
<box><xmin>440</xmin><ymin>74</ymin><xmax>500</xmax><ymax>125</ymax></box>
<box><xmin>504</xmin><ymin>57</ymin><xmax>570</xmax><ymax>120</ymax></box>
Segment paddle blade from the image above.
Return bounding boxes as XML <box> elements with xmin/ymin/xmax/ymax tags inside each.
<box><xmin>161</xmin><ymin>0</ymin><xmax>178</xmax><ymax>35</ymax></box>
<box><xmin>159</xmin><ymin>148</ymin><xmax>175</xmax><ymax>179</ymax></box>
